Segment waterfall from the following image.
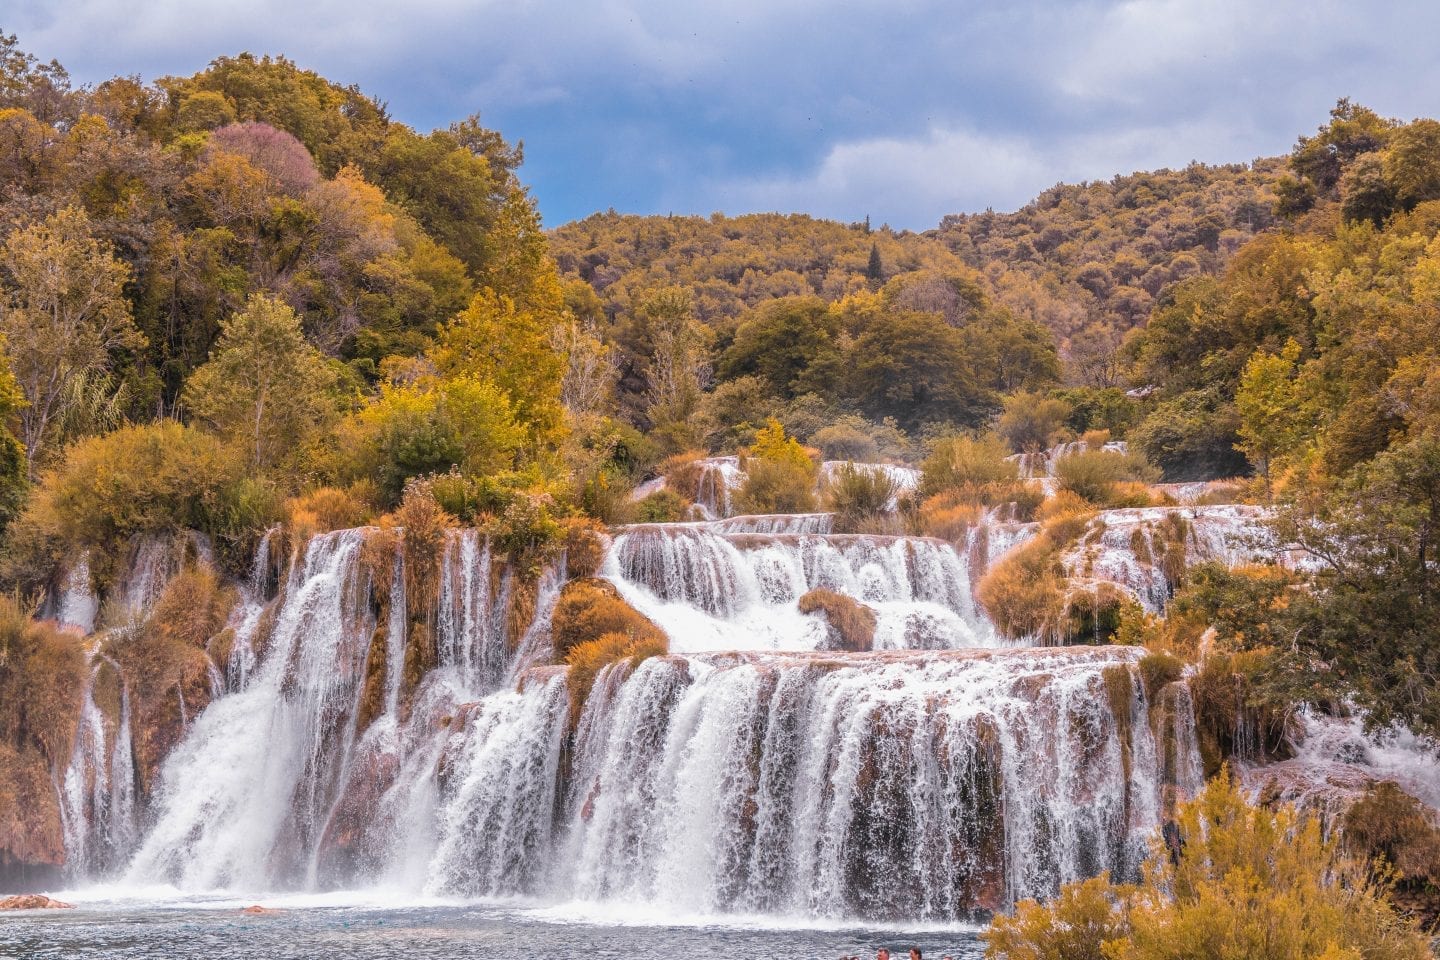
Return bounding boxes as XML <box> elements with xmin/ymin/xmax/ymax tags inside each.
<box><xmin>60</xmin><ymin>657</ymin><xmax>136</xmax><ymax>878</ymax></box>
<box><xmin>47</xmin><ymin>516</ymin><xmax>1203</xmax><ymax>925</ymax></box>
<box><xmin>436</xmin><ymin>530</ymin><xmax>508</xmax><ymax>691</ymax></box>
<box><xmin>604</xmin><ymin>526</ymin><xmax>996</xmax><ymax>651</ymax></box>
<box><xmin>1063</xmin><ymin>505</ymin><xmax>1282</xmax><ymax>613</ymax></box>
<box><xmin>122</xmin><ymin>530</ymin><xmax>376</xmax><ymax>890</ymax></box>
<box><xmin>559</xmin><ymin>648</ymin><xmax>1173</xmax><ymax>920</ymax></box>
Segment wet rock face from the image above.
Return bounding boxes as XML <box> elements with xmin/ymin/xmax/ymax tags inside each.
<box><xmin>0</xmin><ymin>744</ymin><xmax>70</xmax><ymax>883</ymax></box>
<box><xmin>0</xmin><ymin>894</ymin><xmax>73</xmax><ymax>909</ymax></box>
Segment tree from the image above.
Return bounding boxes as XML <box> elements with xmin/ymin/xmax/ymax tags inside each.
<box><xmin>986</xmin><ymin>770</ymin><xmax>1428</xmax><ymax>960</ymax></box>
<box><xmin>996</xmin><ymin>391</ymin><xmax>1071</xmax><ymax>453</ymax></box>
<box><xmin>338</xmin><ymin>373</ymin><xmax>525</xmax><ymax>502</ymax></box>
<box><xmin>1235</xmin><ymin>339</ymin><xmax>1311</xmax><ymax>481</ymax></box>
<box><xmin>1385</xmin><ymin>119</ymin><xmax>1440</xmax><ymax>212</ymax></box>
<box><xmin>0</xmin><ymin>207</ymin><xmax>145</xmax><ymax>475</ymax></box>
<box><xmin>866</xmin><ymin>242</ymin><xmax>883</xmax><ymax>284</ymax></box>
<box><xmin>0</xmin><ymin>338</ymin><xmax>26</xmax><ymax>531</ymax></box>
<box><xmin>718</xmin><ymin>297</ymin><xmax>841</xmax><ymax>400</ymax></box>
<box><xmin>1276</xmin><ymin>433</ymin><xmax>1440</xmax><ymax>740</ymax></box>
<box><xmin>430</xmin><ymin>283</ymin><xmax>567</xmax><ymax>441</ymax></box>
<box><xmin>628</xmin><ymin>287</ymin><xmax>712</xmax><ymax>446</ymax></box>
<box><xmin>846</xmin><ymin>311</ymin><xmax>997</xmax><ymax>431</ymax></box>
<box><xmin>183</xmin><ymin>293</ymin><xmax>338</xmax><ymax>472</ymax></box>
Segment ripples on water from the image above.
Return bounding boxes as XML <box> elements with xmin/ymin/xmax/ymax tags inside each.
<box><xmin>0</xmin><ymin>903</ymin><xmax>985</xmax><ymax>960</ymax></box>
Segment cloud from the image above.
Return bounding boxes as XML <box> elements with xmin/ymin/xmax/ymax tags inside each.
<box><xmin>709</xmin><ymin>116</ymin><xmax>1269</xmax><ymax>228</ymax></box>
<box><xmin>7</xmin><ymin>0</ymin><xmax>1440</xmax><ymax>228</ymax></box>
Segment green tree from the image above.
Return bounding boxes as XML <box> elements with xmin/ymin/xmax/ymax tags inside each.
<box><xmin>0</xmin><ymin>206</ymin><xmax>144</xmax><ymax>475</ymax></box>
<box><xmin>1277</xmin><ymin>433</ymin><xmax>1440</xmax><ymax>740</ymax></box>
<box><xmin>339</xmin><ymin>373</ymin><xmax>525</xmax><ymax>502</ymax></box>
<box><xmin>1234</xmin><ymin>339</ymin><xmax>1311</xmax><ymax>481</ymax></box>
<box><xmin>846</xmin><ymin>311</ymin><xmax>996</xmax><ymax>431</ymax></box>
<box><xmin>996</xmin><ymin>391</ymin><xmax>1072</xmax><ymax>453</ymax></box>
<box><xmin>183</xmin><ymin>293</ymin><xmax>338</xmax><ymax>472</ymax></box>
<box><xmin>718</xmin><ymin>297</ymin><xmax>841</xmax><ymax>400</ymax></box>
<box><xmin>628</xmin><ymin>287</ymin><xmax>712</xmax><ymax>448</ymax></box>
<box><xmin>1385</xmin><ymin>118</ymin><xmax>1440</xmax><ymax>212</ymax></box>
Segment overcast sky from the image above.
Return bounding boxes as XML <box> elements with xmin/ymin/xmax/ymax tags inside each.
<box><xmin>8</xmin><ymin>1</ymin><xmax>1440</xmax><ymax>229</ymax></box>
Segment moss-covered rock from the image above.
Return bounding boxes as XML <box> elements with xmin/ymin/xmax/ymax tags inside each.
<box><xmin>798</xmin><ymin>588</ymin><xmax>878</xmax><ymax>652</ymax></box>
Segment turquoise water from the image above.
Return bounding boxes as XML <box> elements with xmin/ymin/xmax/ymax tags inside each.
<box><xmin>0</xmin><ymin>900</ymin><xmax>986</xmax><ymax>960</ymax></box>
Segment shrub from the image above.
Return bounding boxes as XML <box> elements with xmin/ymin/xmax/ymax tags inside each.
<box><xmin>485</xmin><ymin>492</ymin><xmax>562</xmax><ymax>568</ymax></box>
<box><xmin>996</xmin><ymin>391</ymin><xmax>1072</xmax><ymax>454</ymax></box>
<box><xmin>978</xmin><ymin>496</ymin><xmax>1096</xmax><ymax>642</ymax></box>
<box><xmin>106</xmin><ymin>565</ymin><xmax>235</xmax><ymax>788</ymax></box>
<box><xmin>748</xmin><ymin>418</ymin><xmax>814</xmax><ymax>472</ymax></box>
<box><xmin>565</xmin><ymin>629</ymin><xmax>668</xmax><ymax>724</ymax></box>
<box><xmin>657</xmin><ymin>449</ymin><xmax>709</xmax><ymax>501</ymax></box>
<box><xmin>337</xmin><ymin>374</ymin><xmax>526</xmax><ymax>504</ymax></box>
<box><xmin>1</xmin><ymin>421</ymin><xmax>273</xmax><ymax>586</ymax></box>
<box><xmin>798</xmin><ymin>588</ymin><xmax>877</xmax><ymax>651</ymax></box>
<box><xmin>985</xmin><ymin>770</ymin><xmax>1430</xmax><ymax>960</ymax></box>
<box><xmin>920</xmin><ymin>433</ymin><xmax>1018</xmax><ymax>498</ymax></box>
<box><xmin>825</xmin><ymin>463</ymin><xmax>902</xmax><ymax>533</ymax></box>
<box><xmin>1054</xmin><ymin>448</ymin><xmax>1161</xmax><ymax>505</ymax></box>
<box><xmin>633</xmin><ymin>488</ymin><xmax>689</xmax><ymax>523</ymax></box>
<box><xmin>1188</xmin><ymin>649</ymin><xmax>1297</xmax><ymax>773</ymax></box>
<box><xmin>0</xmin><ymin>594</ymin><xmax>86</xmax><ymax>869</ymax></box>
<box><xmin>977</xmin><ymin>536</ymin><xmax>1067</xmax><ymax>641</ymax></box>
<box><xmin>392</xmin><ymin>478</ymin><xmax>455</xmax><ymax>619</ymax></box>
<box><xmin>1344</xmin><ymin>782</ymin><xmax>1440</xmax><ymax>917</ymax></box>
<box><xmin>916</xmin><ymin>495</ymin><xmax>984</xmax><ymax>542</ymax></box>
<box><xmin>551</xmin><ymin>578</ymin><xmax>664</xmax><ymax>659</ymax></box>
<box><xmin>560</xmin><ymin>517</ymin><xmax>608</xmax><ymax>579</ymax></box>
<box><xmin>1139</xmin><ymin>650</ymin><xmax>1186</xmax><ymax>700</ymax></box>
<box><xmin>0</xmin><ymin>594</ymin><xmax>86</xmax><ymax>769</ymax></box>
<box><xmin>576</xmin><ymin>465</ymin><xmax>634</xmax><ymax>525</ymax></box>
<box><xmin>286</xmin><ymin>485</ymin><xmax>376</xmax><ymax>542</ymax></box>
<box><xmin>735</xmin><ymin>458</ymin><xmax>817</xmax><ymax>514</ymax></box>
<box><xmin>811</xmin><ymin>421</ymin><xmax>879</xmax><ymax>462</ymax></box>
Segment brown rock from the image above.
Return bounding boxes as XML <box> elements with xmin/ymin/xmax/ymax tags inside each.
<box><xmin>240</xmin><ymin>904</ymin><xmax>280</xmax><ymax>915</ymax></box>
<box><xmin>0</xmin><ymin>894</ymin><xmax>73</xmax><ymax>910</ymax></box>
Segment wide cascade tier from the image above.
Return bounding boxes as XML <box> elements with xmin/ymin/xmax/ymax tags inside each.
<box><xmin>605</xmin><ymin>521</ymin><xmax>998</xmax><ymax>651</ymax></box>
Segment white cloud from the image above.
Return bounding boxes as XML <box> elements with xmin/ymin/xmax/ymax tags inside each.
<box><xmin>708</xmin><ymin>116</ymin><xmax>1272</xmax><ymax>227</ymax></box>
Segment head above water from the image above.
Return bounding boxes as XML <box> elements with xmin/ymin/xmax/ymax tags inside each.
<box><xmin>910</xmin><ymin>950</ymin><xmax>922</xmax><ymax>960</ymax></box>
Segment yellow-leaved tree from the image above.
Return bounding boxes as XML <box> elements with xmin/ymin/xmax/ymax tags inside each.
<box><xmin>985</xmin><ymin>769</ymin><xmax>1428</xmax><ymax>960</ymax></box>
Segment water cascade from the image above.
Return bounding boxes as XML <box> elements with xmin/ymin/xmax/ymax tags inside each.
<box><xmin>604</xmin><ymin>521</ymin><xmax>995</xmax><ymax>651</ymax></box>
<box><xmin>42</xmin><ymin>508</ymin><xmax>1206</xmax><ymax>924</ymax></box>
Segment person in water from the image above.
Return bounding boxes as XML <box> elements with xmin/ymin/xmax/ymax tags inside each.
<box><xmin>875</xmin><ymin>950</ymin><xmax>890</xmax><ymax>960</ymax></box>
<box><xmin>909</xmin><ymin>949</ymin><xmax>922</xmax><ymax>960</ymax></box>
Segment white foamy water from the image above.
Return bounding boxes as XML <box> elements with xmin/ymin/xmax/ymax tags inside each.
<box><xmin>1062</xmin><ymin>505</ymin><xmax>1280</xmax><ymax>612</ymax></box>
<box><xmin>604</xmin><ymin>525</ymin><xmax>996</xmax><ymax>651</ymax></box>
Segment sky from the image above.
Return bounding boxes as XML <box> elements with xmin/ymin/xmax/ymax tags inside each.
<box><xmin>8</xmin><ymin>0</ymin><xmax>1440</xmax><ymax>230</ymax></box>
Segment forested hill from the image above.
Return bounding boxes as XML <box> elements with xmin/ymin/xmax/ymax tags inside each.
<box><xmin>549</xmin><ymin>157</ymin><xmax>1286</xmax><ymax>369</ymax></box>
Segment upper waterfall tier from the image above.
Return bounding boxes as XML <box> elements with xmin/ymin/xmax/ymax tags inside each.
<box><xmin>604</xmin><ymin>523</ymin><xmax>998</xmax><ymax>651</ymax></box>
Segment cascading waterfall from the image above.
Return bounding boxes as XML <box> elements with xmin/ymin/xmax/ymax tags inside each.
<box><xmin>1062</xmin><ymin>505</ymin><xmax>1282</xmax><ymax>612</ymax></box>
<box><xmin>48</xmin><ymin>510</ymin><xmax>1205</xmax><ymax>925</ymax></box>
<box><xmin>122</xmin><ymin>530</ymin><xmax>377</xmax><ymax>890</ymax></box>
<box><xmin>60</xmin><ymin>657</ymin><xmax>136</xmax><ymax>878</ymax></box>
<box><xmin>604</xmin><ymin>523</ymin><xmax>996</xmax><ymax>651</ymax></box>
<box><xmin>561</xmin><ymin>648</ymin><xmax>1173</xmax><ymax>920</ymax></box>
